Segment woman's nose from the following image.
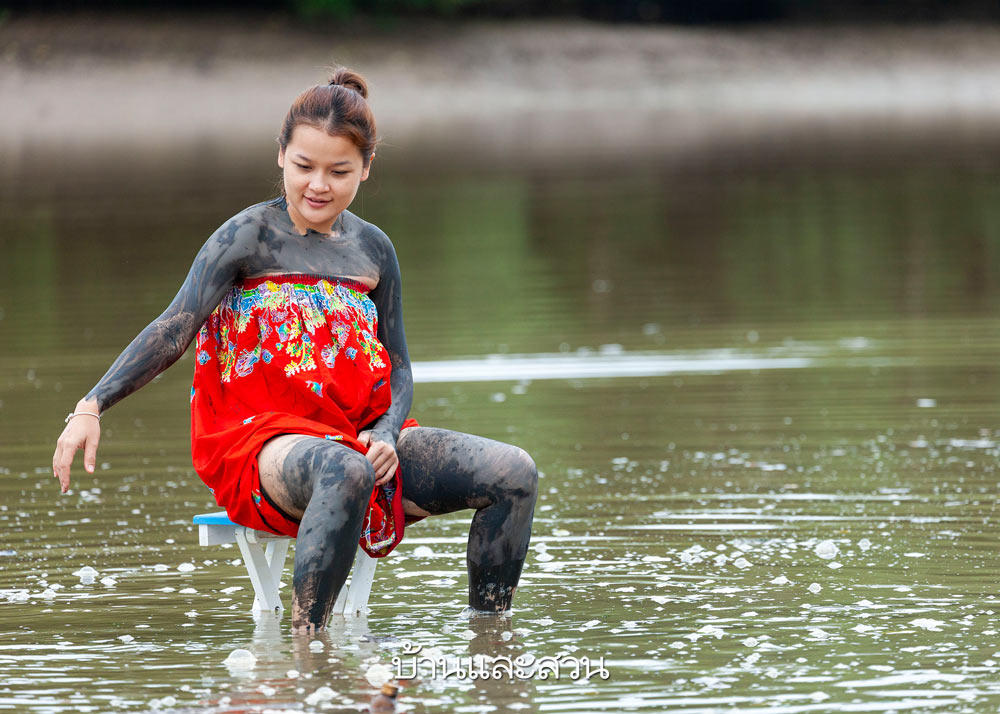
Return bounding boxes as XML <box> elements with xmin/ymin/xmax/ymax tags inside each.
<box><xmin>308</xmin><ymin>173</ymin><xmax>329</xmax><ymax>191</ymax></box>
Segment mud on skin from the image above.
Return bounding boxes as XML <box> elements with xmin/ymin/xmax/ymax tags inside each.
<box><xmin>268</xmin><ymin>437</ymin><xmax>376</xmax><ymax>630</ymax></box>
<box><xmin>85</xmin><ymin>196</ymin><xmax>413</xmax><ymax>444</ymax></box>
<box><xmin>396</xmin><ymin>427</ymin><xmax>538</xmax><ymax>613</ymax></box>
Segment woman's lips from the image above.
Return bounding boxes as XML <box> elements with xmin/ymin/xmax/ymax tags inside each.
<box><xmin>305</xmin><ymin>197</ymin><xmax>330</xmax><ymax>209</ymax></box>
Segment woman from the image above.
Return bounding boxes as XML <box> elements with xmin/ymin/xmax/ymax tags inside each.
<box><xmin>51</xmin><ymin>69</ymin><xmax>538</xmax><ymax>633</ymax></box>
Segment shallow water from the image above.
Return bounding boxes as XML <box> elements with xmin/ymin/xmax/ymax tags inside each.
<box><xmin>2</xmin><ymin>135</ymin><xmax>1000</xmax><ymax>713</ymax></box>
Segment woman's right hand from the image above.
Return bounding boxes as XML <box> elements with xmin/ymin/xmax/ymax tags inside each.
<box><xmin>52</xmin><ymin>398</ymin><xmax>102</xmax><ymax>493</ymax></box>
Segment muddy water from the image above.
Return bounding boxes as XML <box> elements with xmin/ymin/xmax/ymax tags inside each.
<box><xmin>1</xmin><ymin>137</ymin><xmax>1000</xmax><ymax>713</ymax></box>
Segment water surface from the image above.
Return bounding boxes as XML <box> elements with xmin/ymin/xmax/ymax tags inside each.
<box><xmin>1</xmin><ymin>134</ymin><xmax>1000</xmax><ymax>713</ymax></box>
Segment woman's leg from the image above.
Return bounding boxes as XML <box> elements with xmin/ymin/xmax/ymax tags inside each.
<box><xmin>258</xmin><ymin>434</ymin><xmax>376</xmax><ymax>632</ymax></box>
<box><xmin>396</xmin><ymin>427</ymin><xmax>538</xmax><ymax>612</ymax></box>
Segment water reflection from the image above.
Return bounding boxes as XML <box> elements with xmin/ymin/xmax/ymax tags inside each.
<box><xmin>1</xmin><ymin>133</ymin><xmax>1000</xmax><ymax>712</ymax></box>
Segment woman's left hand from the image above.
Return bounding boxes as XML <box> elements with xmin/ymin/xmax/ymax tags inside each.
<box><xmin>357</xmin><ymin>430</ymin><xmax>399</xmax><ymax>486</ymax></box>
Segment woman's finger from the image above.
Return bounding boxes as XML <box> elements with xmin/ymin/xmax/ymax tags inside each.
<box><xmin>56</xmin><ymin>441</ymin><xmax>74</xmax><ymax>492</ymax></box>
<box><xmin>83</xmin><ymin>432</ymin><xmax>99</xmax><ymax>474</ymax></box>
<box><xmin>374</xmin><ymin>458</ymin><xmax>397</xmax><ymax>485</ymax></box>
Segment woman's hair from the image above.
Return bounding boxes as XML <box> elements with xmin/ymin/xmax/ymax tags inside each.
<box><xmin>277</xmin><ymin>68</ymin><xmax>377</xmax><ymax>166</ymax></box>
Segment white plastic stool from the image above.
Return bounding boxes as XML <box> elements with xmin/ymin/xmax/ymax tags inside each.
<box><xmin>192</xmin><ymin>512</ymin><xmax>377</xmax><ymax>616</ymax></box>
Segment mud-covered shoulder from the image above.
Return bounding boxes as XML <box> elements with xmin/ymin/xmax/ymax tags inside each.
<box><xmin>343</xmin><ymin>210</ymin><xmax>398</xmax><ymax>273</ymax></box>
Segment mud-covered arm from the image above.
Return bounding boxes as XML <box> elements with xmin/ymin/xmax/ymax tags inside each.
<box><xmin>367</xmin><ymin>233</ymin><xmax>413</xmax><ymax>444</ymax></box>
<box><xmin>84</xmin><ymin>215</ymin><xmax>258</xmax><ymax>412</ymax></box>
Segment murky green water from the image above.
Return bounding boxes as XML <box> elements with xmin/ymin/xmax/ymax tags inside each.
<box><xmin>2</xmin><ymin>135</ymin><xmax>1000</xmax><ymax>713</ymax></box>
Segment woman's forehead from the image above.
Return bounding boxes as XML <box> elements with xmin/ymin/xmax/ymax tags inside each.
<box><xmin>287</xmin><ymin>125</ymin><xmax>363</xmax><ymax>162</ymax></box>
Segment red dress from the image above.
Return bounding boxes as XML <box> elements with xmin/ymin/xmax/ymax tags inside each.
<box><xmin>190</xmin><ymin>273</ymin><xmax>417</xmax><ymax>557</ymax></box>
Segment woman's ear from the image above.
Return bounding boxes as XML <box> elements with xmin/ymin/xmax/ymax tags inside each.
<box><xmin>361</xmin><ymin>152</ymin><xmax>374</xmax><ymax>181</ymax></box>
<box><xmin>277</xmin><ymin>146</ymin><xmax>285</xmax><ymax>169</ymax></box>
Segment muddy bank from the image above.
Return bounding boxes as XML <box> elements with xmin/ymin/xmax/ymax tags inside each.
<box><xmin>3</xmin><ymin>13</ymin><xmax>1000</xmax><ymax>165</ymax></box>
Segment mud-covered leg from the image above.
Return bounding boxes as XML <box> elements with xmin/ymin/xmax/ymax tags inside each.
<box><xmin>396</xmin><ymin>427</ymin><xmax>538</xmax><ymax>612</ymax></box>
<box><xmin>258</xmin><ymin>435</ymin><xmax>376</xmax><ymax>632</ymax></box>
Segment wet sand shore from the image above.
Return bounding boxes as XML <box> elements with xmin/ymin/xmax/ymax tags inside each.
<box><xmin>4</xmin><ymin>13</ymin><xmax>1000</xmax><ymax>164</ymax></box>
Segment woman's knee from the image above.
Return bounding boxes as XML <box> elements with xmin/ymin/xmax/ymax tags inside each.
<box><xmin>501</xmin><ymin>446</ymin><xmax>538</xmax><ymax>503</ymax></box>
<box><xmin>299</xmin><ymin>442</ymin><xmax>376</xmax><ymax>498</ymax></box>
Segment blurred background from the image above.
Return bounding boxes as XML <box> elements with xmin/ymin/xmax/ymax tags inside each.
<box><xmin>3</xmin><ymin>3</ymin><xmax>1000</xmax><ymax>714</ymax></box>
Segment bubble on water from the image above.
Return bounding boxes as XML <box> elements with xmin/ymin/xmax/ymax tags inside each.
<box><xmin>904</xmin><ymin>552</ymin><xmax>926</xmax><ymax>558</ymax></box>
<box><xmin>857</xmin><ymin>538</ymin><xmax>872</xmax><ymax>551</ymax></box>
<box><xmin>149</xmin><ymin>695</ymin><xmax>178</xmax><ymax>709</ymax></box>
<box><xmin>459</xmin><ymin>629</ymin><xmax>477</xmax><ymax>640</ymax></box>
<box><xmin>118</xmin><ymin>635</ymin><xmax>135</xmax><ymax>643</ymax></box>
<box><xmin>770</xmin><ymin>576</ymin><xmax>791</xmax><ymax>585</ymax></box>
<box><xmin>365</xmin><ymin>663</ymin><xmax>393</xmax><ymax>687</ymax></box>
<box><xmin>552</xmin><ymin>529</ymin><xmax>570</xmax><ymax>537</ymax></box>
<box><xmin>827</xmin><ymin>561</ymin><xmax>842</xmax><ymax>569</ymax></box>
<box><xmin>810</xmin><ymin>691</ymin><xmax>830</xmax><ymax>702</ymax></box>
<box><xmin>733</xmin><ymin>557</ymin><xmax>751</xmax><ymax>569</ymax></box>
<box><xmin>258</xmin><ymin>684</ymin><xmax>276</xmax><ymax>696</ymax></box>
<box><xmin>185</xmin><ymin>611</ymin><xmax>198</xmax><ymax>618</ymax></box>
<box><xmin>743</xmin><ymin>637</ymin><xmax>759</xmax><ymax>648</ymax></box>
<box><xmin>177</xmin><ymin>563</ymin><xmax>196</xmax><ymax>573</ymax></box>
<box><xmin>669</xmin><ymin>641</ymin><xmax>686</xmax><ymax>650</ymax></box>
<box><xmin>39</xmin><ymin>588</ymin><xmax>56</xmax><ymax>599</ymax></box>
<box><xmin>916</xmin><ymin>398</ymin><xmax>937</xmax><ymax>408</ymax></box>
<box><xmin>152</xmin><ymin>564</ymin><xmax>169</xmax><ymax>572</ymax></box>
<box><xmin>223</xmin><ymin>649</ymin><xmax>256</xmax><ymax>669</ymax></box>
<box><xmin>304</xmin><ymin>687</ymin><xmax>337</xmax><ymax>705</ymax></box>
<box><xmin>911</xmin><ymin>618</ymin><xmax>946</xmax><ymax>631</ymax></box>
<box><xmin>714</xmin><ymin>554</ymin><xmax>728</xmax><ymax>566</ymax></box>
<box><xmin>814</xmin><ymin>540</ymin><xmax>839</xmax><ymax>559</ymax></box>
<box><xmin>853</xmin><ymin>624</ymin><xmax>876</xmax><ymax>633</ymax></box>
<box><xmin>413</xmin><ymin>546</ymin><xmax>434</xmax><ymax>558</ymax></box>
<box><xmin>535</xmin><ymin>551</ymin><xmax>554</xmax><ymax>562</ymax></box>
<box><xmin>809</xmin><ymin>628</ymin><xmax>829</xmax><ymax>639</ymax></box>
<box><xmin>221</xmin><ymin>586</ymin><xmax>242</xmax><ymax>594</ymax></box>
<box><xmin>501</xmin><ymin>631</ymin><xmax>513</xmax><ymax>641</ymax></box>
<box><xmin>580</xmin><ymin>620</ymin><xmax>601</xmax><ymax>630</ymax></box>
<box><xmin>308</xmin><ymin>640</ymin><xmax>325</xmax><ymax>652</ymax></box>
<box><xmin>698</xmin><ymin>625</ymin><xmax>725</xmax><ymax>639</ymax></box>
<box><xmin>808</xmin><ymin>583</ymin><xmax>822</xmax><ymax>594</ymax></box>
<box><xmin>74</xmin><ymin>566</ymin><xmax>99</xmax><ymax>582</ymax></box>
<box><xmin>100</xmin><ymin>577</ymin><xmax>117</xmax><ymax>587</ymax></box>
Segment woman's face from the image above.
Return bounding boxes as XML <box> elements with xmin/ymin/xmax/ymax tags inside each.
<box><xmin>278</xmin><ymin>124</ymin><xmax>371</xmax><ymax>234</ymax></box>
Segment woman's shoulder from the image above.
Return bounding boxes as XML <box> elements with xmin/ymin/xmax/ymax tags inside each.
<box><xmin>206</xmin><ymin>198</ymin><xmax>282</xmax><ymax>245</ymax></box>
<box><xmin>343</xmin><ymin>210</ymin><xmax>393</xmax><ymax>249</ymax></box>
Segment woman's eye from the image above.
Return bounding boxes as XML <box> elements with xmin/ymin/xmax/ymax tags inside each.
<box><xmin>295</xmin><ymin>163</ymin><xmax>310</xmax><ymax>171</ymax></box>
<box><xmin>333</xmin><ymin>170</ymin><xmax>349</xmax><ymax>176</ymax></box>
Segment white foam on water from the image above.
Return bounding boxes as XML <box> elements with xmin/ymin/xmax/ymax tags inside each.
<box><xmin>364</xmin><ymin>663</ymin><xmax>392</xmax><ymax>687</ymax></box>
<box><xmin>411</xmin><ymin>350</ymin><xmax>816</xmax><ymax>383</ymax></box>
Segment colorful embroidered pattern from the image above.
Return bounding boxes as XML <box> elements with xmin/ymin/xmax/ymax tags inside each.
<box><xmin>194</xmin><ymin>276</ymin><xmax>389</xmax><ymax>387</ymax></box>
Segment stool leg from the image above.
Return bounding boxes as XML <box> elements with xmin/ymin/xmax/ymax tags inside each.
<box><xmin>343</xmin><ymin>547</ymin><xmax>377</xmax><ymax>616</ymax></box>
<box><xmin>265</xmin><ymin>539</ymin><xmax>290</xmax><ymax>590</ymax></box>
<box><xmin>235</xmin><ymin>528</ymin><xmax>283</xmax><ymax>614</ymax></box>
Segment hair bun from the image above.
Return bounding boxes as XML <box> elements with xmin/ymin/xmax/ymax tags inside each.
<box><xmin>327</xmin><ymin>68</ymin><xmax>369</xmax><ymax>99</ymax></box>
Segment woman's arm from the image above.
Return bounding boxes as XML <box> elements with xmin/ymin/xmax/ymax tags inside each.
<box><xmin>360</xmin><ymin>228</ymin><xmax>413</xmax><ymax>483</ymax></box>
<box><xmin>52</xmin><ymin>213</ymin><xmax>260</xmax><ymax>491</ymax></box>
